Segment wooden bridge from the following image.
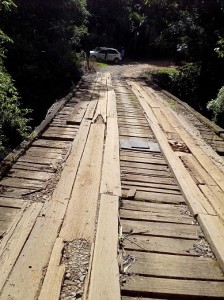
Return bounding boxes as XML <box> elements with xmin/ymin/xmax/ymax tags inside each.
<box><xmin>0</xmin><ymin>72</ymin><xmax>224</xmax><ymax>299</ymax></box>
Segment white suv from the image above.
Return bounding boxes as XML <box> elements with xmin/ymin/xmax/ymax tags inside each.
<box><xmin>90</xmin><ymin>47</ymin><xmax>121</xmax><ymax>64</ymax></box>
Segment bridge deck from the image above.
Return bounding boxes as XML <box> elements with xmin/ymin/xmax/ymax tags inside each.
<box><xmin>0</xmin><ymin>72</ymin><xmax>224</xmax><ymax>299</ymax></box>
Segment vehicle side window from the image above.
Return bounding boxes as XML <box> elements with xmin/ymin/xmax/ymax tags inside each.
<box><xmin>99</xmin><ymin>50</ymin><xmax>107</xmax><ymax>54</ymax></box>
<box><xmin>108</xmin><ymin>50</ymin><xmax>117</xmax><ymax>54</ymax></box>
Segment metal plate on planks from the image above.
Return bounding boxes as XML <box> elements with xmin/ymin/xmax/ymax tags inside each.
<box><xmin>120</xmin><ymin>139</ymin><xmax>160</xmax><ymax>152</ymax></box>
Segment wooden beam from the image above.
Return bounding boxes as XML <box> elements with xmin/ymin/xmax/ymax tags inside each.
<box><xmin>60</xmin><ymin>123</ymin><xmax>105</xmax><ymax>242</ymax></box>
<box><xmin>198</xmin><ymin>214</ymin><xmax>224</xmax><ymax>272</ymax></box>
<box><xmin>0</xmin><ymin>202</ymin><xmax>43</xmax><ymax>292</ymax></box>
<box><xmin>129</xmin><ymin>81</ymin><xmax>213</xmax><ymax>216</ymax></box>
<box><xmin>88</xmin><ymin>194</ymin><xmax>120</xmax><ymax>300</ymax></box>
<box><xmin>39</xmin><ymin>238</ymin><xmax>65</xmax><ymax>300</ymax></box>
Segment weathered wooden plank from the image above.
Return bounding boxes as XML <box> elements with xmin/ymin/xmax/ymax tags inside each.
<box><xmin>120</xmin><ymin>209</ymin><xmax>193</xmax><ymax>225</ymax></box>
<box><xmin>122</xmin><ymin>190</ymin><xmax>185</xmax><ymax>204</ymax></box>
<box><xmin>100</xmin><ymin>118</ymin><xmax>121</xmax><ymax>196</ymax></box>
<box><xmin>8</xmin><ymin>169</ymin><xmax>51</xmax><ymax>181</ymax></box>
<box><xmin>88</xmin><ymin>195</ymin><xmax>120</xmax><ymax>300</ymax></box>
<box><xmin>123</xmin><ymin>234</ymin><xmax>197</xmax><ymax>255</ymax></box>
<box><xmin>121</xmin><ymin>166</ymin><xmax>172</xmax><ymax>178</ymax></box>
<box><xmin>122</xmin><ymin>174</ymin><xmax>176</xmax><ymax>186</ymax></box>
<box><xmin>18</xmin><ymin>155</ymin><xmax>58</xmax><ymax>165</ymax></box>
<box><xmin>130</xmin><ymin>81</ymin><xmax>215</xmax><ymax>216</ymax></box>
<box><xmin>121</xmin><ymin>219</ymin><xmax>201</xmax><ymax>239</ymax></box>
<box><xmin>0</xmin><ymin>197</ymin><xmax>25</xmax><ymax>209</ymax></box>
<box><xmin>198</xmin><ymin>214</ymin><xmax>224</xmax><ymax>272</ymax></box>
<box><xmin>121</xmin><ymin>161</ymin><xmax>168</xmax><ymax>171</ymax></box>
<box><xmin>0</xmin><ymin>117</ymin><xmax>92</xmax><ymax>298</ymax></box>
<box><xmin>120</xmin><ymin>153</ymin><xmax>166</xmax><ymax>163</ymax></box>
<box><xmin>0</xmin><ymin>187</ymin><xmax>37</xmax><ymax>198</ymax></box>
<box><xmin>67</xmin><ymin>101</ymin><xmax>89</xmax><ymax>125</ymax></box>
<box><xmin>0</xmin><ymin>207</ymin><xmax>21</xmax><ymax>222</ymax></box>
<box><xmin>0</xmin><ymin>177</ymin><xmax>46</xmax><ymax>189</ymax></box>
<box><xmin>121</xmin><ymin>275</ymin><xmax>224</xmax><ymax>298</ymax></box>
<box><xmin>13</xmin><ymin>162</ymin><xmax>54</xmax><ymax>172</ymax></box>
<box><xmin>0</xmin><ymin>202</ymin><xmax>43</xmax><ymax>292</ymax></box>
<box><xmin>122</xmin><ymin>180</ymin><xmax>179</xmax><ymax>192</ymax></box>
<box><xmin>60</xmin><ymin>123</ymin><xmax>105</xmax><ymax>242</ymax></box>
<box><xmin>0</xmin><ymin>201</ymin><xmax>66</xmax><ymax>300</ymax></box>
<box><xmin>93</xmin><ymin>73</ymin><xmax>108</xmax><ymax>123</ymax></box>
<box><xmin>39</xmin><ymin>238</ymin><xmax>65</xmax><ymax>300</ymax></box>
<box><xmin>122</xmin><ymin>184</ymin><xmax>181</xmax><ymax>195</ymax></box>
<box><xmin>121</xmin><ymin>200</ymin><xmax>185</xmax><ymax>214</ymax></box>
<box><xmin>127</xmin><ymin>250</ymin><xmax>224</xmax><ymax>280</ymax></box>
<box><xmin>42</xmin><ymin>132</ymin><xmax>75</xmax><ymax>140</ymax></box>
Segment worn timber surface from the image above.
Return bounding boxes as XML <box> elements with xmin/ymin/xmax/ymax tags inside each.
<box><xmin>0</xmin><ymin>70</ymin><xmax>224</xmax><ymax>300</ymax></box>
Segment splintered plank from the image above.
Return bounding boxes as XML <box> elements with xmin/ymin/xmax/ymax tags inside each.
<box><xmin>123</xmin><ymin>235</ymin><xmax>197</xmax><ymax>255</ymax></box>
<box><xmin>100</xmin><ymin>118</ymin><xmax>121</xmax><ymax>196</ymax></box>
<box><xmin>127</xmin><ymin>250</ymin><xmax>224</xmax><ymax>280</ymax></box>
<box><xmin>32</xmin><ymin>139</ymin><xmax>70</xmax><ymax>149</ymax></box>
<box><xmin>121</xmin><ymin>219</ymin><xmax>201</xmax><ymax>239</ymax></box>
<box><xmin>88</xmin><ymin>195</ymin><xmax>120</xmax><ymax>300</ymax></box>
<box><xmin>121</xmin><ymin>276</ymin><xmax>224</xmax><ymax>298</ymax></box>
<box><xmin>60</xmin><ymin>123</ymin><xmax>105</xmax><ymax>242</ymax></box>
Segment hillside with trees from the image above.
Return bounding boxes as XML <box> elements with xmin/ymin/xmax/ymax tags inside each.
<box><xmin>0</xmin><ymin>0</ymin><xmax>224</xmax><ymax>154</ymax></box>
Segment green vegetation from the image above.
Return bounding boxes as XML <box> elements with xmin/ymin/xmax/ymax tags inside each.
<box><xmin>207</xmin><ymin>86</ymin><xmax>224</xmax><ymax>126</ymax></box>
<box><xmin>0</xmin><ymin>0</ymin><xmax>31</xmax><ymax>153</ymax></box>
<box><xmin>1</xmin><ymin>0</ymin><xmax>224</xmax><ymax>155</ymax></box>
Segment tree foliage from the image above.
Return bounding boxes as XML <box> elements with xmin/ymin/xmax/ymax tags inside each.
<box><xmin>1</xmin><ymin>0</ymin><xmax>88</xmax><ymax>126</ymax></box>
<box><xmin>0</xmin><ymin>0</ymin><xmax>31</xmax><ymax>154</ymax></box>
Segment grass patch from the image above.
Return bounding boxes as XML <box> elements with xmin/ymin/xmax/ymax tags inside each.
<box><xmin>94</xmin><ymin>62</ymin><xmax>109</xmax><ymax>68</ymax></box>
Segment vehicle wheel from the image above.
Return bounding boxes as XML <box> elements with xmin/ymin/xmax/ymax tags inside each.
<box><xmin>90</xmin><ymin>56</ymin><xmax>97</xmax><ymax>62</ymax></box>
<box><xmin>114</xmin><ymin>58</ymin><xmax>120</xmax><ymax>64</ymax></box>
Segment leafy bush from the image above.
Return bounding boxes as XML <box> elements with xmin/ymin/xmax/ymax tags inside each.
<box><xmin>207</xmin><ymin>86</ymin><xmax>224</xmax><ymax>126</ymax></box>
<box><xmin>0</xmin><ymin>67</ymin><xmax>31</xmax><ymax>153</ymax></box>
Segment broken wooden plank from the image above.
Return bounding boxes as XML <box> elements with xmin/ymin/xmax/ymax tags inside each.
<box><xmin>126</xmin><ymin>188</ymin><xmax>136</xmax><ymax>199</ymax></box>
